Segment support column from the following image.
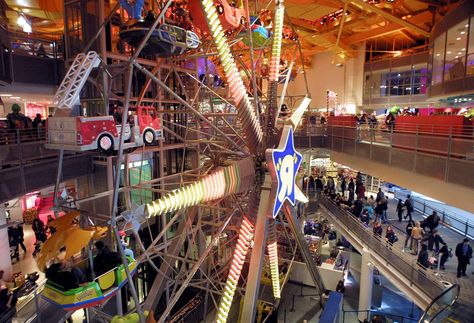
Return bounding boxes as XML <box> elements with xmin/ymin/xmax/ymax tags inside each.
<box><xmin>240</xmin><ymin>176</ymin><xmax>272</xmax><ymax>323</ymax></box>
<box><xmin>358</xmin><ymin>248</ymin><xmax>373</xmax><ymax>322</ymax></box>
<box><xmin>0</xmin><ymin>206</ymin><xmax>12</xmax><ymax>280</ymax></box>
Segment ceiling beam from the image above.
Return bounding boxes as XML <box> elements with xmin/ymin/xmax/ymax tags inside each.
<box><xmin>287</xmin><ymin>0</ymin><xmax>344</xmax><ymax>9</ymax></box>
<box><xmin>342</xmin><ymin>0</ymin><xmax>430</xmax><ymax>37</ymax></box>
<box><xmin>322</xmin><ymin>33</ymin><xmax>355</xmax><ymax>57</ymax></box>
<box><xmin>399</xmin><ymin>30</ymin><xmax>418</xmax><ymax>43</ymax></box>
<box><xmin>343</xmin><ymin>10</ymin><xmax>432</xmax><ymax>44</ymax></box>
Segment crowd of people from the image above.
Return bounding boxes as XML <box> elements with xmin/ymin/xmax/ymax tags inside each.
<box><xmin>315</xmin><ymin>176</ymin><xmax>473</xmax><ymax>276</ymax></box>
<box><xmin>4</xmin><ymin>104</ymin><xmax>45</xmax><ymax>131</ymax></box>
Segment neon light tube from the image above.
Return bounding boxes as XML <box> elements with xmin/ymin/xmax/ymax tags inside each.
<box><xmin>201</xmin><ymin>0</ymin><xmax>263</xmax><ymax>153</ymax></box>
<box><xmin>267</xmin><ymin>221</ymin><xmax>281</xmax><ymax>299</ymax></box>
<box><xmin>146</xmin><ymin>158</ymin><xmax>254</xmax><ymax>217</ymax></box>
<box><xmin>269</xmin><ymin>0</ymin><xmax>285</xmax><ymax>82</ymax></box>
<box><xmin>215</xmin><ymin>216</ymin><xmax>254</xmax><ymax>323</ymax></box>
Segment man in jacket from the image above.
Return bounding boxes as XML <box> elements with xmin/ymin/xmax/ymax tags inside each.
<box><xmin>455</xmin><ymin>238</ymin><xmax>473</xmax><ymax>278</ymax></box>
<box><xmin>404</xmin><ymin>195</ymin><xmax>414</xmax><ymax>221</ymax></box>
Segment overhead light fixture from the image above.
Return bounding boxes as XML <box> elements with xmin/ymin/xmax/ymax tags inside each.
<box><xmin>457</xmin><ymin>37</ymin><xmax>461</xmax><ymax>41</ymax></box>
<box><xmin>0</xmin><ymin>94</ymin><xmax>12</xmax><ymax>97</ymax></box>
<box><xmin>461</xmin><ymin>31</ymin><xmax>465</xmax><ymax>34</ymax></box>
<box><xmin>10</xmin><ymin>96</ymin><xmax>21</xmax><ymax>100</ymax></box>
<box><xmin>462</xmin><ymin>48</ymin><xmax>466</xmax><ymax>51</ymax></box>
<box><xmin>23</xmin><ymin>23</ymin><xmax>32</xmax><ymax>33</ymax></box>
<box><xmin>17</xmin><ymin>14</ymin><xmax>32</xmax><ymax>33</ymax></box>
<box><xmin>447</xmin><ymin>51</ymin><xmax>451</xmax><ymax>54</ymax></box>
<box><xmin>17</xmin><ymin>15</ymin><xmax>27</xmax><ymax>27</ymax></box>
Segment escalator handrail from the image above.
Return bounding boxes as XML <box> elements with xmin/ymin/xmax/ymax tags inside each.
<box><xmin>418</xmin><ymin>283</ymin><xmax>460</xmax><ymax>323</ymax></box>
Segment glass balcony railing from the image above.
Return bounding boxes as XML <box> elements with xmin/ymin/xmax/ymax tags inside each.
<box><xmin>294</xmin><ymin>122</ymin><xmax>474</xmax><ymax>190</ymax></box>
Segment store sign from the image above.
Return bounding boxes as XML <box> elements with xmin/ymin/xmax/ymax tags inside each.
<box><xmin>269</xmin><ymin>126</ymin><xmax>302</xmax><ymax>218</ymax></box>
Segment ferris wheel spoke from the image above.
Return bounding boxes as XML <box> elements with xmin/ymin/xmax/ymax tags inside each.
<box><xmin>156</xmin><ymin>208</ymin><xmax>235</xmax><ymax>323</ymax></box>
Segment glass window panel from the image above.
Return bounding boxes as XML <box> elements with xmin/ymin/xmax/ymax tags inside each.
<box><xmin>371</xmin><ymin>69</ymin><xmax>389</xmax><ymax>97</ymax></box>
<box><xmin>444</xmin><ymin>19</ymin><xmax>468</xmax><ymax>81</ymax></box>
<box><xmin>467</xmin><ymin>18</ymin><xmax>474</xmax><ymax>76</ymax></box>
<box><xmin>363</xmin><ymin>72</ymin><xmax>371</xmax><ymax>98</ymax></box>
<box><xmin>432</xmin><ymin>33</ymin><xmax>446</xmax><ymax>84</ymax></box>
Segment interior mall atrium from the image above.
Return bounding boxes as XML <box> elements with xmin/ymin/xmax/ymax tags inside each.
<box><xmin>0</xmin><ymin>0</ymin><xmax>474</xmax><ymax>322</ymax></box>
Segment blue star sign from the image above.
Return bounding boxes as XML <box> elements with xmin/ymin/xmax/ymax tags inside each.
<box><xmin>271</xmin><ymin>126</ymin><xmax>303</xmax><ymax>218</ymax></box>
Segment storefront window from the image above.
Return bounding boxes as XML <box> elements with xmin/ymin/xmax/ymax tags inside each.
<box><xmin>432</xmin><ymin>33</ymin><xmax>446</xmax><ymax>84</ymax></box>
<box><xmin>467</xmin><ymin>18</ymin><xmax>474</xmax><ymax>76</ymax></box>
<box><xmin>444</xmin><ymin>19</ymin><xmax>468</xmax><ymax>81</ymax></box>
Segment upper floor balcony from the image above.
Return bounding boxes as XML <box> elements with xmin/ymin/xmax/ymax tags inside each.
<box><xmin>0</xmin><ymin>31</ymin><xmax>64</xmax><ymax>86</ymax></box>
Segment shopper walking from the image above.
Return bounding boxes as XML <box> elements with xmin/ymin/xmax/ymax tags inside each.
<box><xmin>396</xmin><ymin>200</ymin><xmax>404</xmax><ymax>222</ymax></box>
<box><xmin>455</xmin><ymin>238</ymin><xmax>473</xmax><ymax>278</ymax></box>
<box><xmin>411</xmin><ymin>221</ymin><xmax>424</xmax><ymax>255</ymax></box>
<box><xmin>404</xmin><ymin>220</ymin><xmax>414</xmax><ymax>251</ymax></box>
<box><xmin>348</xmin><ymin>178</ymin><xmax>355</xmax><ymax>202</ymax></box>
<box><xmin>404</xmin><ymin>195</ymin><xmax>414</xmax><ymax>222</ymax></box>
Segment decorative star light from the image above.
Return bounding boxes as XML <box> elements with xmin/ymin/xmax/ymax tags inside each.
<box><xmin>270</xmin><ymin>126</ymin><xmax>303</xmax><ymax>218</ymax></box>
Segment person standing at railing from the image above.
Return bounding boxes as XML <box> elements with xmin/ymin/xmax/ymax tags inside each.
<box><xmin>455</xmin><ymin>238</ymin><xmax>472</xmax><ymax>278</ymax></box>
<box><xmin>385</xmin><ymin>113</ymin><xmax>395</xmax><ymax>132</ymax></box>
<box><xmin>373</xmin><ymin>220</ymin><xmax>383</xmax><ymax>237</ymax></box>
<box><xmin>368</xmin><ymin>114</ymin><xmax>377</xmax><ymax>142</ymax></box>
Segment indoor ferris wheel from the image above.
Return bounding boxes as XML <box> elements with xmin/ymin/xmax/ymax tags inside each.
<box><xmin>39</xmin><ymin>0</ymin><xmax>322</xmax><ymax>322</ymax></box>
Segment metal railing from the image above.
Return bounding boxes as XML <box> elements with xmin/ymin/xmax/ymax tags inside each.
<box><xmin>342</xmin><ymin>309</ymin><xmax>418</xmax><ymax>323</ymax></box>
<box><xmin>0</xmin><ymin>128</ymin><xmax>57</xmax><ymax>169</ymax></box>
<box><xmin>10</xmin><ymin>33</ymin><xmax>63</xmax><ymax>59</ymax></box>
<box><xmin>418</xmin><ymin>283</ymin><xmax>460</xmax><ymax>323</ymax></box>
<box><xmin>319</xmin><ymin>197</ymin><xmax>446</xmax><ymax>301</ymax></box>
<box><xmin>394</xmin><ymin>190</ymin><xmax>474</xmax><ymax>240</ymax></box>
<box><xmin>0</xmin><ymin>128</ymin><xmax>47</xmax><ymax>145</ymax></box>
<box><xmin>294</xmin><ymin>121</ymin><xmax>474</xmax><ymax>191</ymax></box>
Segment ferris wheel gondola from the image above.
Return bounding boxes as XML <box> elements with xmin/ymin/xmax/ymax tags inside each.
<box><xmin>119</xmin><ymin>22</ymin><xmax>200</xmax><ymax>57</ymax></box>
